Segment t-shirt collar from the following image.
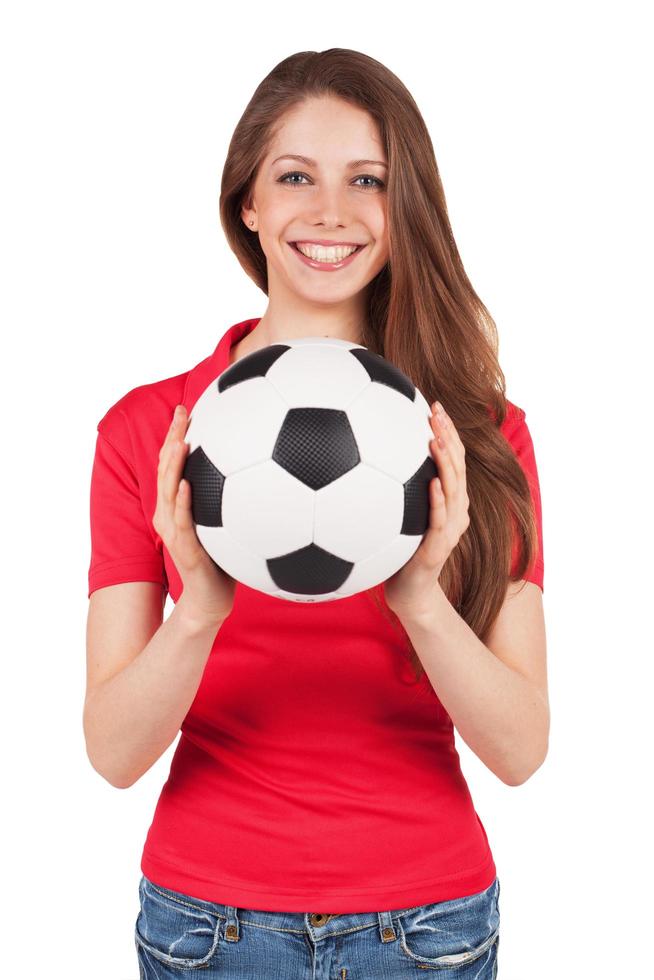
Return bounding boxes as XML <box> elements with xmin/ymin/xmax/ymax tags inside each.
<box><xmin>181</xmin><ymin>316</ymin><xmax>261</xmax><ymax>413</ymax></box>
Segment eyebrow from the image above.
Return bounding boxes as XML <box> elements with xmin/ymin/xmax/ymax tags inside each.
<box><xmin>272</xmin><ymin>154</ymin><xmax>388</xmax><ymax>170</ymax></box>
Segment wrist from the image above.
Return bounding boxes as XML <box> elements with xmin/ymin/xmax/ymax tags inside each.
<box><xmin>392</xmin><ymin>584</ymin><xmax>449</xmax><ymax>632</ymax></box>
<box><xmin>174</xmin><ymin>593</ymin><xmax>225</xmax><ymax>636</ymax></box>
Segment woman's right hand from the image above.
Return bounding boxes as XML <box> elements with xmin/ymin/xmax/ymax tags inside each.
<box><xmin>153</xmin><ymin>403</ymin><xmax>236</xmax><ymax>628</ymax></box>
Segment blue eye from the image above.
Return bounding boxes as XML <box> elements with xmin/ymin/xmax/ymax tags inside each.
<box><xmin>278</xmin><ymin>171</ymin><xmax>385</xmax><ymax>190</ymax></box>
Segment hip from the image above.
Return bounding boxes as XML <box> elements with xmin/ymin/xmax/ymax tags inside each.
<box><xmin>134</xmin><ymin>872</ymin><xmax>500</xmax><ymax>978</ymax></box>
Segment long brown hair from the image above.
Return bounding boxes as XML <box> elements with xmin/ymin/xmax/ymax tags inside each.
<box><xmin>218</xmin><ymin>48</ymin><xmax>539</xmax><ymax>682</ymax></box>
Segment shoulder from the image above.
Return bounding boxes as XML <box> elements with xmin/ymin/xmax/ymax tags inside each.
<box><xmin>96</xmin><ymin>369</ymin><xmax>190</xmax><ymax>461</ymax></box>
<box><xmin>488</xmin><ymin>399</ymin><xmax>542</xmax><ymax>486</ymax></box>
<box><xmin>497</xmin><ymin>398</ymin><xmax>533</xmax><ymax>452</ymax></box>
<box><xmin>499</xmin><ymin>398</ymin><xmax>527</xmax><ymax>428</ymax></box>
<box><xmin>494</xmin><ymin>399</ymin><xmax>542</xmax><ymax>508</ymax></box>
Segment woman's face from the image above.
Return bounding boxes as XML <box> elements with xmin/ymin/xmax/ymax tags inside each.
<box><xmin>242</xmin><ymin>96</ymin><xmax>390</xmax><ymax>310</ymax></box>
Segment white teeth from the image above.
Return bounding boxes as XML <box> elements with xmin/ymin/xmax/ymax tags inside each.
<box><xmin>295</xmin><ymin>242</ymin><xmax>359</xmax><ymax>262</ymax></box>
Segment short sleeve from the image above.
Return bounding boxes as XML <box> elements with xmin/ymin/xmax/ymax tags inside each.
<box><xmin>502</xmin><ymin>408</ymin><xmax>545</xmax><ymax>592</ymax></box>
<box><xmin>87</xmin><ymin>423</ymin><xmax>167</xmax><ymax>599</ymax></box>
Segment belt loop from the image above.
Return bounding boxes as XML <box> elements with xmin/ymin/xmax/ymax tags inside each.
<box><xmin>224</xmin><ymin>905</ymin><xmax>241</xmax><ymax>942</ymax></box>
<box><xmin>377</xmin><ymin>910</ymin><xmax>397</xmax><ymax>942</ymax></box>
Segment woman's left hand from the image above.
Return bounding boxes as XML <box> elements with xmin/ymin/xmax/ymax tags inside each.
<box><xmin>383</xmin><ymin>401</ymin><xmax>470</xmax><ymax>621</ymax></box>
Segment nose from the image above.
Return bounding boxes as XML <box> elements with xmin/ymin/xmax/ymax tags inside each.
<box><xmin>307</xmin><ymin>182</ymin><xmax>354</xmax><ymax>231</ymax></box>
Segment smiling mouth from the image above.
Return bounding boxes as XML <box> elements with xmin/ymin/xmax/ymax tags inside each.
<box><xmin>288</xmin><ymin>241</ymin><xmax>367</xmax><ymax>267</ymax></box>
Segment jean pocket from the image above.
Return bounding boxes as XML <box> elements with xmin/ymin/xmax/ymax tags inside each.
<box><xmin>397</xmin><ymin>878</ymin><xmax>500</xmax><ymax>969</ymax></box>
<box><xmin>134</xmin><ymin>874</ymin><xmax>222</xmax><ymax>969</ymax></box>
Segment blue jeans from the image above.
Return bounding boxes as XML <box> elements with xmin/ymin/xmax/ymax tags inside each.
<box><xmin>134</xmin><ymin>873</ymin><xmax>500</xmax><ymax>978</ymax></box>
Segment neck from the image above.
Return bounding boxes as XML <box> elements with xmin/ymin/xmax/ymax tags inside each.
<box><xmin>252</xmin><ymin>310</ymin><xmax>365</xmax><ymax>347</ymax></box>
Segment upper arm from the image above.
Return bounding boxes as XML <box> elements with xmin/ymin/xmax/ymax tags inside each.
<box><xmin>492</xmin><ymin>405</ymin><xmax>548</xmax><ymax>708</ymax></box>
<box><xmin>87</xmin><ymin>417</ymin><xmax>167</xmax><ymax>599</ymax></box>
<box><xmin>85</xmin><ymin>415</ymin><xmax>168</xmax><ymax>701</ymax></box>
<box><xmin>85</xmin><ymin>581</ymin><xmax>165</xmax><ymax>702</ymax></box>
<box><xmin>485</xmin><ymin>579</ymin><xmax>549</xmax><ymax>712</ymax></box>
<box><xmin>502</xmin><ymin>404</ymin><xmax>545</xmax><ymax>592</ymax></box>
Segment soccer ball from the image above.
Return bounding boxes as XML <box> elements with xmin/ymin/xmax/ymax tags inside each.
<box><xmin>182</xmin><ymin>336</ymin><xmax>437</xmax><ymax>603</ymax></box>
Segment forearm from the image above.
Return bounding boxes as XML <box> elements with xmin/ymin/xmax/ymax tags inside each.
<box><xmin>399</xmin><ymin>586</ymin><xmax>549</xmax><ymax>785</ymax></box>
<box><xmin>83</xmin><ymin>595</ymin><xmax>224</xmax><ymax>789</ymax></box>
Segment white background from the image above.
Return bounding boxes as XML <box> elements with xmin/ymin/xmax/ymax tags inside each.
<box><xmin>2</xmin><ymin>2</ymin><xmax>651</xmax><ymax>977</ymax></box>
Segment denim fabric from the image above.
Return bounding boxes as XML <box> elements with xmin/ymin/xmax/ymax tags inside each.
<box><xmin>135</xmin><ymin>873</ymin><xmax>500</xmax><ymax>978</ymax></box>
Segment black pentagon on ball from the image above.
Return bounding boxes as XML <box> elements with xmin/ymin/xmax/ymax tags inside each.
<box><xmin>217</xmin><ymin>344</ymin><xmax>291</xmax><ymax>393</ymax></box>
<box><xmin>182</xmin><ymin>445</ymin><xmax>225</xmax><ymax>527</ymax></box>
<box><xmin>273</xmin><ymin>408</ymin><xmax>360</xmax><ymax>490</ymax></box>
<box><xmin>402</xmin><ymin>455</ymin><xmax>439</xmax><ymax>534</ymax></box>
<box><xmin>267</xmin><ymin>542</ymin><xmax>354</xmax><ymax>595</ymax></box>
<box><xmin>349</xmin><ymin>348</ymin><xmax>416</xmax><ymax>402</ymax></box>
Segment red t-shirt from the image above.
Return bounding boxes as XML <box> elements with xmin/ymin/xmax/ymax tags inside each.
<box><xmin>88</xmin><ymin>316</ymin><xmax>544</xmax><ymax>912</ymax></box>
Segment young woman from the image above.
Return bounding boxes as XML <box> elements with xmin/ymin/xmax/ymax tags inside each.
<box><xmin>85</xmin><ymin>48</ymin><xmax>547</xmax><ymax>979</ymax></box>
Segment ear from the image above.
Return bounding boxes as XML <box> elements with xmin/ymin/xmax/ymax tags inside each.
<box><xmin>241</xmin><ymin>197</ymin><xmax>255</xmax><ymax>231</ymax></box>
